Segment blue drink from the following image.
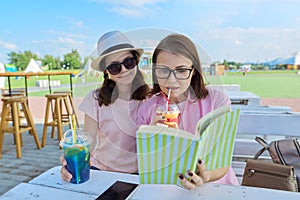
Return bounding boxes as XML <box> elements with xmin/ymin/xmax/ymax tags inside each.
<box><xmin>61</xmin><ymin>129</ymin><xmax>91</xmax><ymax>184</ymax></box>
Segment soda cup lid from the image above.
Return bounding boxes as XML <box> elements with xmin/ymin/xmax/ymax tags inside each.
<box><xmin>59</xmin><ymin>128</ymin><xmax>91</xmax><ymax>147</ymax></box>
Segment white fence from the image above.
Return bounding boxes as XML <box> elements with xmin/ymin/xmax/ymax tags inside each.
<box><xmin>35</xmin><ymin>80</ymin><xmax>61</xmax><ymax>87</ymax></box>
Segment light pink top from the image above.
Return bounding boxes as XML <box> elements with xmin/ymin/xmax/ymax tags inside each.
<box><xmin>137</xmin><ymin>87</ymin><xmax>239</xmax><ymax>186</ymax></box>
<box><xmin>79</xmin><ymin>90</ymin><xmax>141</xmax><ymax>173</ymax></box>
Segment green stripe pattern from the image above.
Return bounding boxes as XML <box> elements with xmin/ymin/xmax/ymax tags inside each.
<box><xmin>136</xmin><ymin>108</ymin><xmax>240</xmax><ymax>184</ymax></box>
<box><xmin>199</xmin><ymin>109</ymin><xmax>240</xmax><ymax>170</ymax></box>
<box><xmin>136</xmin><ymin>131</ymin><xmax>199</xmax><ymax>184</ymax></box>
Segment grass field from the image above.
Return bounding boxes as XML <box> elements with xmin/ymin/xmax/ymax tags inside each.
<box><xmin>207</xmin><ymin>74</ymin><xmax>300</xmax><ymax>98</ymax></box>
<box><xmin>4</xmin><ymin>70</ymin><xmax>300</xmax><ymax>98</ymax></box>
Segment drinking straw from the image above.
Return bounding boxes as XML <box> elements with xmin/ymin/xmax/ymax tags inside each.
<box><xmin>69</xmin><ymin>114</ymin><xmax>77</xmax><ymax>144</ymax></box>
<box><xmin>69</xmin><ymin>114</ymin><xmax>80</xmax><ymax>183</ymax></box>
<box><xmin>167</xmin><ymin>88</ymin><xmax>171</xmax><ymax>111</ymax></box>
<box><xmin>160</xmin><ymin>90</ymin><xmax>170</xmax><ymax>111</ymax></box>
<box><xmin>74</xmin><ymin>156</ymin><xmax>80</xmax><ymax>184</ymax></box>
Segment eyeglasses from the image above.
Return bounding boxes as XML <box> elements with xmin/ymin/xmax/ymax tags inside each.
<box><xmin>106</xmin><ymin>56</ymin><xmax>137</xmax><ymax>75</ymax></box>
<box><xmin>154</xmin><ymin>66</ymin><xmax>193</xmax><ymax>80</ymax></box>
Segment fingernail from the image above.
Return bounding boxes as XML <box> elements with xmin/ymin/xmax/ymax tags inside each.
<box><xmin>178</xmin><ymin>174</ymin><xmax>184</xmax><ymax>180</ymax></box>
<box><xmin>188</xmin><ymin>171</ymin><xmax>193</xmax><ymax>177</ymax></box>
<box><xmin>198</xmin><ymin>160</ymin><xmax>202</xmax><ymax>165</ymax></box>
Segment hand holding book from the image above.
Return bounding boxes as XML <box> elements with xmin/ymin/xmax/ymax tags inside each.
<box><xmin>136</xmin><ymin>106</ymin><xmax>240</xmax><ymax>185</ymax></box>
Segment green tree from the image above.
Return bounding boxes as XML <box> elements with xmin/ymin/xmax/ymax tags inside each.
<box><xmin>7</xmin><ymin>50</ymin><xmax>39</xmax><ymax>70</ymax></box>
<box><xmin>7</xmin><ymin>51</ymin><xmax>18</xmax><ymax>64</ymax></box>
<box><xmin>62</xmin><ymin>49</ymin><xmax>82</xmax><ymax>70</ymax></box>
<box><xmin>223</xmin><ymin>59</ymin><xmax>229</xmax><ymax>70</ymax></box>
<box><xmin>42</xmin><ymin>54</ymin><xmax>57</xmax><ymax>70</ymax></box>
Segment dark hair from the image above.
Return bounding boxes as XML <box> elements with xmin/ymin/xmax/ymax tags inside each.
<box><xmin>151</xmin><ymin>34</ymin><xmax>208</xmax><ymax>99</ymax></box>
<box><xmin>94</xmin><ymin>50</ymin><xmax>150</xmax><ymax>106</ymax></box>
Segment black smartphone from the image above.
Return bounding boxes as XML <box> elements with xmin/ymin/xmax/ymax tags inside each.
<box><xmin>95</xmin><ymin>181</ymin><xmax>138</xmax><ymax>200</ymax></box>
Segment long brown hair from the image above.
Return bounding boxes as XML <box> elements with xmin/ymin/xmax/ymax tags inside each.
<box><xmin>94</xmin><ymin>50</ymin><xmax>150</xmax><ymax>106</ymax></box>
<box><xmin>151</xmin><ymin>34</ymin><xmax>208</xmax><ymax>99</ymax></box>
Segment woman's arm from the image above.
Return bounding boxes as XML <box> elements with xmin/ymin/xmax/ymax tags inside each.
<box><xmin>83</xmin><ymin>114</ymin><xmax>98</xmax><ymax>152</ymax></box>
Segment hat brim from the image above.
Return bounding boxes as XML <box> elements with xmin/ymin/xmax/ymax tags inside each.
<box><xmin>91</xmin><ymin>48</ymin><xmax>144</xmax><ymax>72</ymax></box>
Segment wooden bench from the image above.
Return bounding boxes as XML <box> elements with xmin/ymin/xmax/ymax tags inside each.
<box><xmin>231</xmin><ymin>106</ymin><xmax>300</xmax><ymax>184</ymax></box>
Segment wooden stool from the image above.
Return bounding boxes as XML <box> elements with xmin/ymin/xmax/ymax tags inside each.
<box><xmin>2</xmin><ymin>89</ymin><xmax>26</xmax><ymax>122</ymax></box>
<box><xmin>41</xmin><ymin>93</ymin><xmax>72</xmax><ymax>147</ymax></box>
<box><xmin>53</xmin><ymin>91</ymin><xmax>79</xmax><ymax>128</ymax></box>
<box><xmin>0</xmin><ymin>96</ymin><xmax>41</xmax><ymax>159</ymax></box>
<box><xmin>2</xmin><ymin>89</ymin><xmax>26</xmax><ymax>97</ymax></box>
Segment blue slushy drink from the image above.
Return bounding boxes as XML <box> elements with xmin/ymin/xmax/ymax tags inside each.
<box><xmin>60</xmin><ymin>129</ymin><xmax>91</xmax><ymax>184</ymax></box>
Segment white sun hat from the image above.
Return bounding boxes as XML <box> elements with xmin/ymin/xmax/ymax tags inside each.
<box><xmin>91</xmin><ymin>31</ymin><xmax>144</xmax><ymax>72</ymax></box>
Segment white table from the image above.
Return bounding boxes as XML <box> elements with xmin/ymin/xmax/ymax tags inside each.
<box><xmin>1</xmin><ymin>166</ymin><xmax>300</xmax><ymax>200</ymax></box>
<box><xmin>0</xmin><ymin>183</ymin><xmax>97</xmax><ymax>200</ymax></box>
<box><xmin>226</xmin><ymin>91</ymin><xmax>261</xmax><ymax>106</ymax></box>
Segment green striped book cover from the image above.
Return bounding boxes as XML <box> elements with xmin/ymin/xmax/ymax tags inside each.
<box><xmin>136</xmin><ymin>107</ymin><xmax>240</xmax><ymax>184</ymax></box>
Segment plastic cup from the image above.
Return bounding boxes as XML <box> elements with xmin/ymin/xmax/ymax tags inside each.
<box><xmin>60</xmin><ymin>128</ymin><xmax>91</xmax><ymax>184</ymax></box>
<box><xmin>155</xmin><ymin>104</ymin><xmax>180</xmax><ymax>128</ymax></box>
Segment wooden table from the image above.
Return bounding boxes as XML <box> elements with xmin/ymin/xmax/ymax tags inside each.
<box><xmin>0</xmin><ymin>71</ymin><xmax>74</xmax><ymax>96</ymax></box>
<box><xmin>1</xmin><ymin>166</ymin><xmax>299</xmax><ymax>200</ymax></box>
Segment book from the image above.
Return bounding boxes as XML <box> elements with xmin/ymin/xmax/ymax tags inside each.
<box><xmin>136</xmin><ymin>106</ymin><xmax>240</xmax><ymax>185</ymax></box>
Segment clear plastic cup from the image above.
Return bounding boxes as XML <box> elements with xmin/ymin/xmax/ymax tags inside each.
<box><xmin>155</xmin><ymin>104</ymin><xmax>181</xmax><ymax>128</ymax></box>
<box><xmin>60</xmin><ymin>128</ymin><xmax>91</xmax><ymax>184</ymax></box>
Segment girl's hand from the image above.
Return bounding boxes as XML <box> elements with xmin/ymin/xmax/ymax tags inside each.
<box><xmin>60</xmin><ymin>154</ymin><xmax>72</xmax><ymax>182</ymax></box>
<box><xmin>178</xmin><ymin>160</ymin><xmax>210</xmax><ymax>190</ymax></box>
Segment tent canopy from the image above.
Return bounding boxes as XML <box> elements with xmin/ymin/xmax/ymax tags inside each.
<box><xmin>24</xmin><ymin>58</ymin><xmax>44</xmax><ymax>73</ymax></box>
<box><xmin>263</xmin><ymin>52</ymin><xmax>300</xmax><ymax>66</ymax></box>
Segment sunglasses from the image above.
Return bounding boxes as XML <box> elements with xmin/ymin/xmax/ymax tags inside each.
<box><xmin>106</xmin><ymin>56</ymin><xmax>137</xmax><ymax>75</ymax></box>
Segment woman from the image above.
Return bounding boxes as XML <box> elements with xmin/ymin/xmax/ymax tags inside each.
<box><xmin>137</xmin><ymin>33</ymin><xmax>239</xmax><ymax>189</ymax></box>
<box><xmin>61</xmin><ymin>31</ymin><xmax>150</xmax><ymax>181</ymax></box>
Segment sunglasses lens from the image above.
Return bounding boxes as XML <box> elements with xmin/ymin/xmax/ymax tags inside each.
<box><xmin>107</xmin><ymin>64</ymin><xmax>121</xmax><ymax>75</ymax></box>
<box><xmin>106</xmin><ymin>56</ymin><xmax>137</xmax><ymax>75</ymax></box>
<box><xmin>123</xmin><ymin>57</ymin><xmax>137</xmax><ymax>69</ymax></box>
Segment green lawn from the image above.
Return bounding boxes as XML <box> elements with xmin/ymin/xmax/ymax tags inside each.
<box><xmin>206</xmin><ymin>73</ymin><xmax>300</xmax><ymax>98</ymax></box>
<box><xmin>4</xmin><ymin>70</ymin><xmax>300</xmax><ymax>98</ymax></box>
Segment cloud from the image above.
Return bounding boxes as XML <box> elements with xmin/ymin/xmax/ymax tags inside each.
<box><xmin>93</xmin><ymin>0</ymin><xmax>167</xmax><ymax>17</ymax></box>
<box><xmin>43</xmin><ymin>37</ymin><xmax>86</xmax><ymax>54</ymax></box>
<box><xmin>95</xmin><ymin>0</ymin><xmax>167</xmax><ymax>7</ymax></box>
<box><xmin>0</xmin><ymin>40</ymin><xmax>17</xmax><ymax>50</ymax></box>
<box><xmin>193</xmin><ymin>26</ymin><xmax>300</xmax><ymax>62</ymax></box>
<box><xmin>46</xmin><ymin>30</ymin><xmax>86</xmax><ymax>39</ymax></box>
<box><xmin>56</xmin><ymin>37</ymin><xmax>85</xmax><ymax>46</ymax></box>
<box><xmin>111</xmin><ymin>7</ymin><xmax>144</xmax><ymax>18</ymax></box>
<box><xmin>73</xmin><ymin>20</ymin><xmax>84</xmax><ymax>28</ymax></box>
<box><xmin>234</xmin><ymin>39</ymin><xmax>242</xmax><ymax>46</ymax></box>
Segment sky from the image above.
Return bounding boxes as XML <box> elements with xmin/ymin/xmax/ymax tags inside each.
<box><xmin>1</xmin><ymin>0</ymin><xmax>300</xmax><ymax>65</ymax></box>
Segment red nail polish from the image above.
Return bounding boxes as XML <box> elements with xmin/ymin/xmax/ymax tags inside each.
<box><xmin>188</xmin><ymin>171</ymin><xmax>193</xmax><ymax>177</ymax></box>
<box><xmin>198</xmin><ymin>160</ymin><xmax>202</xmax><ymax>165</ymax></box>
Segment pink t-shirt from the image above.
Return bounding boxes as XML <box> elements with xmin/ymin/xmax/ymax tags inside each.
<box><xmin>137</xmin><ymin>87</ymin><xmax>239</xmax><ymax>186</ymax></box>
<box><xmin>79</xmin><ymin>90</ymin><xmax>141</xmax><ymax>173</ymax></box>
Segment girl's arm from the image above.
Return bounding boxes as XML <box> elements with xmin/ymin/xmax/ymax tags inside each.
<box><xmin>84</xmin><ymin>114</ymin><xmax>98</xmax><ymax>152</ymax></box>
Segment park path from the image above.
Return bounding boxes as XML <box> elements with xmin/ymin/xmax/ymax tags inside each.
<box><xmin>27</xmin><ymin>96</ymin><xmax>85</xmax><ymax>123</ymax></box>
<box><xmin>260</xmin><ymin>97</ymin><xmax>300</xmax><ymax>112</ymax></box>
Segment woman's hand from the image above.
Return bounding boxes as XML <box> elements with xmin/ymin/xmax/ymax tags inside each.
<box><xmin>178</xmin><ymin>160</ymin><xmax>209</xmax><ymax>190</ymax></box>
<box><xmin>178</xmin><ymin>160</ymin><xmax>229</xmax><ymax>190</ymax></box>
<box><xmin>60</xmin><ymin>155</ymin><xmax>72</xmax><ymax>182</ymax></box>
